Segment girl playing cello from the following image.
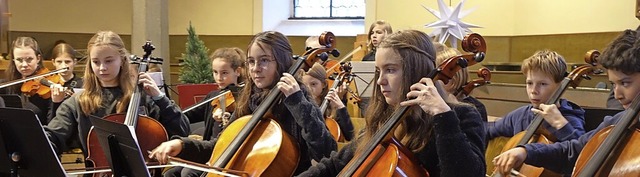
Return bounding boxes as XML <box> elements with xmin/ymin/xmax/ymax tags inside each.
<box><xmin>44</xmin><ymin>31</ymin><xmax>190</xmax><ymax>162</ymax></box>
<box><xmin>433</xmin><ymin>42</ymin><xmax>488</xmax><ymax>123</ymax></box>
<box><xmin>301</xmin><ymin>63</ymin><xmax>355</xmax><ymax>141</ymax></box>
<box><xmin>297</xmin><ymin>30</ymin><xmax>486</xmax><ymax>177</ymax></box>
<box><xmin>149</xmin><ymin>31</ymin><xmax>336</xmax><ymax>176</ymax></box>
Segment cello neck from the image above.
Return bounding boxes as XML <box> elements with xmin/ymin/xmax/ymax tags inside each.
<box><xmin>319</xmin><ymin>74</ymin><xmax>344</xmax><ymax>114</ymax></box>
<box><xmin>123</xmin><ymin>41</ymin><xmax>159</xmax><ymax>127</ymax></box>
<box><xmin>516</xmin><ymin>77</ymin><xmax>572</xmax><ymax>145</ymax></box>
<box><xmin>576</xmin><ymin>92</ymin><xmax>640</xmax><ymax>177</ymax></box>
<box><xmin>212</xmin><ymin>54</ymin><xmax>308</xmax><ymax>168</ymax></box>
<box><xmin>123</xmin><ymin>61</ymin><xmax>149</xmax><ymax>127</ymax></box>
<box><xmin>339</xmin><ymin>68</ymin><xmax>440</xmax><ymax>177</ymax></box>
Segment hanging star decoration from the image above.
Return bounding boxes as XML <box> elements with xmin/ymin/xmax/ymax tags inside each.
<box><xmin>423</xmin><ymin>0</ymin><xmax>481</xmax><ymax>47</ymax></box>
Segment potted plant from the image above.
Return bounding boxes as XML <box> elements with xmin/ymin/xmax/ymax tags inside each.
<box><xmin>177</xmin><ymin>22</ymin><xmax>218</xmax><ymax>109</ymax></box>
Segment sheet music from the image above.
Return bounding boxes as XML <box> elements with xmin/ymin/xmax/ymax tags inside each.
<box><xmin>40</xmin><ymin>120</ymin><xmax>67</xmax><ymax>174</ymax></box>
<box><xmin>73</xmin><ymin>88</ymin><xmax>84</xmax><ymax>95</ymax></box>
<box><xmin>148</xmin><ymin>72</ymin><xmax>167</xmax><ymax>94</ymax></box>
<box><xmin>147</xmin><ymin>72</ymin><xmax>164</xmax><ymax>86</ymax></box>
<box><xmin>350</xmin><ymin>61</ymin><xmax>376</xmax><ymax>98</ymax></box>
<box><xmin>128</xmin><ymin>126</ymin><xmax>140</xmax><ymax>145</ymax></box>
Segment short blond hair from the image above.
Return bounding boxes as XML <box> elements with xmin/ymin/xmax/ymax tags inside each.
<box><xmin>521</xmin><ymin>50</ymin><xmax>567</xmax><ymax>83</ymax></box>
<box><xmin>433</xmin><ymin>42</ymin><xmax>467</xmax><ymax>93</ymax></box>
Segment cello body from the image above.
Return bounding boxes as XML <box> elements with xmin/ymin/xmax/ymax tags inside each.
<box><xmin>85</xmin><ymin>114</ymin><xmax>168</xmax><ymax>177</ymax></box>
<box><xmin>572</xmin><ymin>126</ymin><xmax>640</xmax><ymax>176</ymax></box>
<box><xmin>84</xmin><ymin>42</ymin><xmax>169</xmax><ymax>177</ymax></box>
<box><xmin>500</xmin><ymin>131</ymin><xmax>561</xmax><ymax>177</ymax></box>
<box><xmin>325</xmin><ymin>117</ymin><xmax>343</xmax><ymax>142</ymax></box>
<box><xmin>351</xmin><ymin>137</ymin><xmax>429</xmax><ymax>177</ymax></box>
<box><xmin>207</xmin><ymin>115</ymin><xmax>300</xmax><ymax>177</ymax></box>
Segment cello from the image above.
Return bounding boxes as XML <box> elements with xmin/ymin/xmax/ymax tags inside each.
<box><xmin>321</xmin><ymin>62</ymin><xmax>355</xmax><ymax>142</ymax></box>
<box><xmin>491</xmin><ymin>50</ymin><xmax>602</xmax><ymax>177</ymax></box>
<box><xmin>337</xmin><ymin>33</ymin><xmax>487</xmax><ymax>177</ymax></box>
<box><xmin>453</xmin><ymin>67</ymin><xmax>491</xmax><ymax>97</ymax></box>
<box><xmin>205</xmin><ymin>32</ymin><xmax>337</xmax><ymax>177</ymax></box>
<box><xmin>571</xmin><ymin>54</ymin><xmax>640</xmax><ymax>177</ymax></box>
<box><xmin>85</xmin><ymin>42</ymin><xmax>168</xmax><ymax>177</ymax></box>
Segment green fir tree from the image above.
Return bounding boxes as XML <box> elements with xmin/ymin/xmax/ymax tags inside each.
<box><xmin>179</xmin><ymin>22</ymin><xmax>214</xmax><ymax>84</ymax></box>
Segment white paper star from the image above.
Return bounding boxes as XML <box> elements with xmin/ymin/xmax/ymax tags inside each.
<box><xmin>423</xmin><ymin>0</ymin><xmax>481</xmax><ymax>47</ymax></box>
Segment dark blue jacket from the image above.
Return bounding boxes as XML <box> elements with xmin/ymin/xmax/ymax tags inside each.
<box><xmin>522</xmin><ymin>110</ymin><xmax>626</xmax><ymax>175</ymax></box>
<box><xmin>487</xmin><ymin>99</ymin><xmax>586</xmax><ymax>142</ymax></box>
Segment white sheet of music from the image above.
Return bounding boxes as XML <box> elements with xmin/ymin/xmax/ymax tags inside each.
<box><xmin>350</xmin><ymin>61</ymin><xmax>376</xmax><ymax>98</ymax></box>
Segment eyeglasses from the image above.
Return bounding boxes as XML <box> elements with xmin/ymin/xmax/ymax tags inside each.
<box><xmin>13</xmin><ymin>57</ymin><xmax>36</xmax><ymax>64</ymax></box>
<box><xmin>245</xmin><ymin>58</ymin><xmax>275</xmax><ymax>68</ymax></box>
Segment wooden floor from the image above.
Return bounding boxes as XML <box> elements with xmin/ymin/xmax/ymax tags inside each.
<box><xmin>61</xmin><ymin>152</ymin><xmax>85</xmax><ymax>177</ymax></box>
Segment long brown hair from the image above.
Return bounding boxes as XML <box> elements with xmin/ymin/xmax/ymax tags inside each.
<box><xmin>210</xmin><ymin>47</ymin><xmax>246</xmax><ymax>83</ymax></box>
<box><xmin>6</xmin><ymin>37</ymin><xmax>44</xmax><ymax>94</ymax></box>
<box><xmin>235</xmin><ymin>31</ymin><xmax>295</xmax><ymax>117</ymax></box>
<box><xmin>78</xmin><ymin>31</ymin><xmax>134</xmax><ymax>115</ymax></box>
<box><xmin>51</xmin><ymin>42</ymin><xmax>77</xmax><ymax>61</ymax></box>
<box><xmin>357</xmin><ymin>30</ymin><xmax>437</xmax><ymax>153</ymax></box>
<box><xmin>367</xmin><ymin>20</ymin><xmax>393</xmax><ymax>52</ymax></box>
<box><xmin>303</xmin><ymin>63</ymin><xmax>328</xmax><ymax>104</ymax></box>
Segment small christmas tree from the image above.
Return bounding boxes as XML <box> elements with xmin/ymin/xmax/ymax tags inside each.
<box><xmin>179</xmin><ymin>22</ymin><xmax>214</xmax><ymax>84</ymax></box>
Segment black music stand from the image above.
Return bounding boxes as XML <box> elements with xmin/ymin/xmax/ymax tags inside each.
<box><xmin>88</xmin><ymin>116</ymin><xmax>151</xmax><ymax>177</ymax></box>
<box><xmin>0</xmin><ymin>108</ymin><xmax>66</xmax><ymax>177</ymax></box>
<box><xmin>0</xmin><ymin>95</ymin><xmax>22</xmax><ymax>108</ymax></box>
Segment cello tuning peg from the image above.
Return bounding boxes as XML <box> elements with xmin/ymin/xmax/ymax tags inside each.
<box><xmin>330</xmin><ymin>49</ymin><xmax>340</xmax><ymax>57</ymax></box>
<box><xmin>474</xmin><ymin>52</ymin><xmax>485</xmax><ymax>63</ymax></box>
<box><xmin>456</xmin><ymin>58</ymin><xmax>469</xmax><ymax>68</ymax></box>
<box><xmin>318</xmin><ymin>53</ymin><xmax>329</xmax><ymax>61</ymax></box>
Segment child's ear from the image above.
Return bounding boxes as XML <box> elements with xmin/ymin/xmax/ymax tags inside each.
<box><xmin>235</xmin><ymin>68</ymin><xmax>243</xmax><ymax>76</ymax></box>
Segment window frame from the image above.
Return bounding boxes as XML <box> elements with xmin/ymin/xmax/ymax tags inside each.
<box><xmin>290</xmin><ymin>0</ymin><xmax>365</xmax><ymax>20</ymax></box>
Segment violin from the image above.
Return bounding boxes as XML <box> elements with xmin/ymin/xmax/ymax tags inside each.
<box><xmin>491</xmin><ymin>50</ymin><xmax>602</xmax><ymax>177</ymax></box>
<box><xmin>321</xmin><ymin>62</ymin><xmax>354</xmax><ymax>142</ymax></box>
<box><xmin>39</xmin><ymin>77</ymin><xmax>74</xmax><ymax>98</ymax></box>
<box><xmin>0</xmin><ymin>67</ymin><xmax>68</xmax><ymax>98</ymax></box>
<box><xmin>205</xmin><ymin>32</ymin><xmax>337</xmax><ymax>177</ymax></box>
<box><xmin>20</xmin><ymin>68</ymin><xmax>65</xmax><ymax>99</ymax></box>
<box><xmin>338</xmin><ymin>33</ymin><xmax>487</xmax><ymax>177</ymax></box>
<box><xmin>85</xmin><ymin>42</ymin><xmax>168</xmax><ymax>177</ymax></box>
<box><xmin>453</xmin><ymin>67</ymin><xmax>491</xmax><ymax>97</ymax></box>
<box><xmin>202</xmin><ymin>89</ymin><xmax>237</xmax><ymax>141</ymax></box>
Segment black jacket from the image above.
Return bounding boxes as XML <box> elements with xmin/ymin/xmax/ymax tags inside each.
<box><xmin>297</xmin><ymin>105</ymin><xmax>486</xmax><ymax>177</ymax></box>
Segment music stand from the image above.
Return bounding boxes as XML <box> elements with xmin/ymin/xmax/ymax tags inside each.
<box><xmin>0</xmin><ymin>108</ymin><xmax>66</xmax><ymax>177</ymax></box>
<box><xmin>88</xmin><ymin>116</ymin><xmax>151</xmax><ymax>177</ymax></box>
<box><xmin>0</xmin><ymin>95</ymin><xmax>22</xmax><ymax>108</ymax></box>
